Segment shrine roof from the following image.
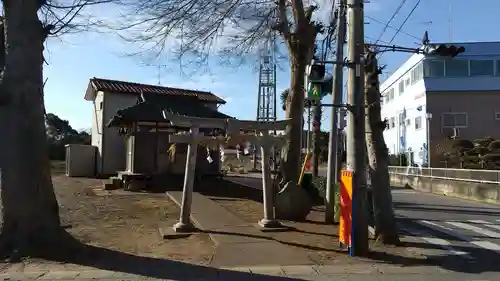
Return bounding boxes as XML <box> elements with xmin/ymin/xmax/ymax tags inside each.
<box><xmin>86</xmin><ymin>77</ymin><xmax>226</xmax><ymax>104</ymax></box>
<box><xmin>107</xmin><ymin>93</ymin><xmax>233</xmax><ymax>127</ymax></box>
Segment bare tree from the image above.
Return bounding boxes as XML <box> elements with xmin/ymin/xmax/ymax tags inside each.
<box><xmin>364</xmin><ymin>50</ymin><xmax>399</xmax><ymax>245</ymax></box>
<box><xmin>115</xmin><ymin>0</ymin><xmax>329</xmax><ymax>183</ymax></box>
<box><xmin>0</xmin><ymin>0</ymin><xmax>111</xmax><ymax>259</ymax></box>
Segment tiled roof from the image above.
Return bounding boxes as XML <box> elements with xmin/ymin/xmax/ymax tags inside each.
<box><xmin>90</xmin><ymin>77</ymin><xmax>226</xmax><ymax>104</ymax></box>
<box><xmin>107</xmin><ymin>94</ymin><xmax>232</xmax><ymax>127</ymax></box>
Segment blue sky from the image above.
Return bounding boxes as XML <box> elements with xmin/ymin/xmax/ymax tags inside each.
<box><xmin>44</xmin><ymin>0</ymin><xmax>500</xmax><ymax>131</ymax></box>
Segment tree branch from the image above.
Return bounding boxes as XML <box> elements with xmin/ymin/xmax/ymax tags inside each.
<box><xmin>40</xmin><ymin>0</ymin><xmax>114</xmax><ymax>38</ymax></box>
<box><xmin>111</xmin><ymin>0</ymin><xmax>280</xmax><ymax>68</ymax></box>
<box><xmin>290</xmin><ymin>0</ymin><xmax>306</xmax><ymax>28</ymax></box>
<box><xmin>273</xmin><ymin>0</ymin><xmax>290</xmax><ymax>39</ymax></box>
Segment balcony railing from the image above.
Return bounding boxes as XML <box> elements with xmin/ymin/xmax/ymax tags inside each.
<box><xmin>388</xmin><ymin>166</ymin><xmax>500</xmax><ymax>184</ymax></box>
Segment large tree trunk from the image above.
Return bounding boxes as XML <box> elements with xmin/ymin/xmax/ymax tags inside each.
<box><xmin>311</xmin><ymin>103</ymin><xmax>321</xmax><ymax>177</ymax></box>
<box><xmin>277</xmin><ymin>0</ymin><xmax>318</xmax><ymax>184</ymax></box>
<box><xmin>0</xmin><ymin>0</ymin><xmax>64</xmax><ymax>258</ymax></box>
<box><xmin>364</xmin><ymin>51</ymin><xmax>400</xmax><ymax>245</ymax></box>
<box><xmin>282</xmin><ymin>58</ymin><xmax>307</xmax><ymax>183</ymax></box>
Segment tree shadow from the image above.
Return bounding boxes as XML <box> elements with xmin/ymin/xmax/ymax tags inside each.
<box><xmin>197</xmin><ymin>178</ymin><xmax>264</xmax><ymax>203</ymax></box>
<box><xmin>197</xmin><ymin>229</ymin><xmax>343</xmax><ymax>254</ymax></box>
<box><xmin>393</xmin><ymin>201</ymin><xmax>500</xmax><ymax>216</ymax></box>
<box><xmin>16</xmin><ymin>232</ymin><xmax>305</xmax><ymax>281</ymax></box>
<box><xmin>372</xmin><ymin>240</ymin><xmax>500</xmax><ymax>274</ymax></box>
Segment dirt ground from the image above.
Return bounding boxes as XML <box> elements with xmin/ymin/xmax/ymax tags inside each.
<box><xmin>48</xmin><ymin>160</ymin><xmax>423</xmax><ymax>268</ymax></box>
<box><xmin>51</xmin><ymin>162</ymin><xmax>215</xmax><ymax>264</ymax></box>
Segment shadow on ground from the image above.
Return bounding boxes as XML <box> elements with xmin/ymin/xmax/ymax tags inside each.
<box><xmin>393</xmin><ymin>201</ymin><xmax>500</xmax><ymax>216</ymax></box>
<box><xmin>369</xmin><ymin>239</ymin><xmax>500</xmax><ymax>274</ymax></box>
<box><xmin>24</xmin><ymin>227</ymin><xmax>500</xmax><ymax>279</ymax></box>
<box><xmin>56</xmin><ymin>173</ymin><xmax>500</xmax><ymax>276</ymax></box>
<box><xmin>30</xmin><ymin>235</ymin><xmax>303</xmax><ymax>280</ymax></box>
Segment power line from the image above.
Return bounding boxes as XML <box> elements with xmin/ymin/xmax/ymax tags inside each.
<box><xmin>379</xmin><ymin>0</ymin><xmax>421</xmax><ymax>60</ymax></box>
<box><xmin>374</xmin><ymin>0</ymin><xmax>408</xmax><ymax>44</ymax></box>
<box><xmin>365</xmin><ymin>35</ymin><xmax>392</xmax><ymax>45</ymax></box>
<box><xmin>386</xmin><ymin>0</ymin><xmax>421</xmax><ymax>45</ymax></box>
<box><xmin>365</xmin><ymin>15</ymin><xmax>421</xmax><ymax>42</ymax></box>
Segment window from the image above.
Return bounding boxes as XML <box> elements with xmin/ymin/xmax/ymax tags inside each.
<box><xmin>445</xmin><ymin>59</ymin><xmax>469</xmax><ymax>77</ymax></box>
<box><xmin>424</xmin><ymin>59</ymin><xmax>445</xmax><ymax>77</ymax></box>
<box><xmin>390</xmin><ymin>117</ymin><xmax>395</xmax><ymax>129</ymax></box>
<box><xmin>406</xmin><ymin>119</ymin><xmax>411</xmax><ymax>126</ymax></box>
<box><xmin>398</xmin><ymin>80</ymin><xmax>404</xmax><ymax>95</ymax></box>
<box><xmin>495</xmin><ymin>112</ymin><xmax>500</xmax><ymax>120</ymax></box>
<box><xmin>495</xmin><ymin>61</ymin><xmax>500</xmax><ymax>76</ymax></box>
<box><xmin>470</xmin><ymin>60</ymin><xmax>494</xmax><ymax>76</ymax></box>
<box><xmin>383</xmin><ymin>88</ymin><xmax>394</xmax><ymax>103</ymax></box>
<box><xmin>414</xmin><ymin>116</ymin><xmax>422</xmax><ymax>130</ymax></box>
<box><xmin>442</xmin><ymin>112</ymin><xmax>468</xmax><ymax>128</ymax></box>
<box><xmin>411</xmin><ymin>63</ymin><xmax>423</xmax><ymax>84</ymax></box>
<box><xmin>99</xmin><ymin>101</ymin><xmax>103</xmax><ymax>110</ymax></box>
<box><xmin>405</xmin><ymin>77</ymin><xmax>411</xmax><ymax>86</ymax></box>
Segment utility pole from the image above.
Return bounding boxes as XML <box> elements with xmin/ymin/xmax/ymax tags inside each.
<box><xmin>306</xmin><ymin>106</ymin><xmax>311</xmax><ymax>152</ymax></box>
<box><xmin>346</xmin><ymin>0</ymin><xmax>369</xmax><ymax>256</ymax></box>
<box><xmin>325</xmin><ymin>0</ymin><xmax>346</xmax><ymax>224</ymax></box>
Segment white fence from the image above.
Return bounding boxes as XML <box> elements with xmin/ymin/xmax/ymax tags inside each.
<box><xmin>388</xmin><ymin>166</ymin><xmax>500</xmax><ymax>184</ymax></box>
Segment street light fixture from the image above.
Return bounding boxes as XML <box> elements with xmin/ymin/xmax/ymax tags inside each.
<box><xmin>417</xmin><ymin>106</ymin><xmax>432</xmax><ymax>168</ymax></box>
<box><xmin>426</xmin><ymin>112</ymin><xmax>433</xmax><ymax>168</ymax></box>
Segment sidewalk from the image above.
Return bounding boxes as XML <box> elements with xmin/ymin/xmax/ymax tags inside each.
<box><xmin>0</xmin><ymin>263</ymin><xmax>497</xmax><ymax>280</ymax></box>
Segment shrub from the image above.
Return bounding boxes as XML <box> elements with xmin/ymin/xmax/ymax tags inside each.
<box><xmin>310</xmin><ymin>176</ymin><xmax>340</xmax><ymax>214</ymax></box>
<box><xmin>488</xmin><ymin>140</ymin><xmax>500</xmax><ymax>151</ymax></box>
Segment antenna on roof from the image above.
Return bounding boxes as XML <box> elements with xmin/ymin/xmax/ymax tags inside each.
<box><xmin>422</xmin><ymin>31</ymin><xmax>430</xmax><ymax>45</ymax></box>
<box><xmin>157</xmin><ymin>64</ymin><xmax>161</xmax><ymax>85</ymax></box>
<box><xmin>448</xmin><ymin>0</ymin><xmax>453</xmax><ymax>41</ymax></box>
<box><xmin>140</xmin><ymin>90</ymin><xmax>147</xmax><ymax>103</ymax></box>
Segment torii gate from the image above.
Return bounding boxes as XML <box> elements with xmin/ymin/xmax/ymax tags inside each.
<box><xmin>163</xmin><ymin>111</ymin><xmax>290</xmax><ymax>231</ymax></box>
<box><xmin>226</xmin><ymin>119</ymin><xmax>289</xmax><ymax>228</ymax></box>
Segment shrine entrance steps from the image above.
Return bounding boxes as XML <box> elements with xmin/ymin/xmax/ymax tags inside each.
<box><xmin>164</xmin><ymin>191</ymin><xmax>313</xmax><ymax>267</ymax></box>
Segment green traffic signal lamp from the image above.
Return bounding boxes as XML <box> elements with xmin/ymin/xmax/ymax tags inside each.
<box><xmin>307</xmin><ymin>82</ymin><xmax>323</xmax><ymax>100</ymax></box>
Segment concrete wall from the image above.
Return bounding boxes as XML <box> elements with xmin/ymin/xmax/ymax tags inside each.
<box><xmin>101</xmin><ymin>92</ymin><xmax>137</xmax><ymax>175</ymax></box>
<box><xmin>91</xmin><ymin>91</ymin><xmax>104</xmax><ymax>174</ymax></box>
<box><xmin>427</xmin><ymin>91</ymin><xmax>500</xmax><ymax>167</ymax></box>
<box><xmin>390</xmin><ymin>173</ymin><xmax>500</xmax><ymax>205</ymax></box>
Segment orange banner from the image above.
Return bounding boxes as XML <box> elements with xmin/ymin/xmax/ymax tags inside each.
<box><xmin>339</xmin><ymin>169</ymin><xmax>353</xmax><ymax>249</ymax></box>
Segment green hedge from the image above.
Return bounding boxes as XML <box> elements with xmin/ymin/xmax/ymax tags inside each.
<box><xmin>303</xmin><ymin>175</ymin><xmax>340</xmax><ymax>222</ymax></box>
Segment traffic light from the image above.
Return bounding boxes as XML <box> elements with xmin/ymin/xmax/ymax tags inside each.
<box><xmin>428</xmin><ymin>44</ymin><xmax>465</xmax><ymax>57</ymax></box>
<box><xmin>306</xmin><ymin>62</ymin><xmax>326</xmax><ymax>82</ymax></box>
<box><xmin>306</xmin><ymin>82</ymin><xmax>323</xmax><ymax>100</ymax></box>
<box><xmin>321</xmin><ymin>73</ymin><xmax>333</xmax><ymax>94</ymax></box>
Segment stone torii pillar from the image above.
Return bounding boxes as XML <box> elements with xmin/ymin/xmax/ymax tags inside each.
<box><xmin>163</xmin><ymin>112</ymin><xmax>227</xmax><ymax>232</ymax></box>
<box><xmin>227</xmin><ymin>119</ymin><xmax>291</xmax><ymax>229</ymax></box>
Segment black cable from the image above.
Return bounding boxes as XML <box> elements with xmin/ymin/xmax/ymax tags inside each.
<box><xmin>365</xmin><ymin>35</ymin><xmax>392</xmax><ymax>45</ymax></box>
<box><xmin>386</xmin><ymin>0</ymin><xmax>421</xmax><ymax>45</ymax></box>
<box><xmin>379</xmin><ymin>0</ymin><xmax>421</xmax><ymax>59</ymax></box>
<box><xmin>366</xmin><ymin>15</ymin><xmax>421</xmax><ymax>42</ymax></box>
<box><xmin>374</xmin><ymin>0</ymin><xmax>408</xmax><ymax>44</ymax></box>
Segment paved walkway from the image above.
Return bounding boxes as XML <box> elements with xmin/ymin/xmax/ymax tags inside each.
<box><xmin>0</xmin><ymin>263</ymin><xmax>497</xmax><ymax>280</ymax></box>
<box><xmin>165</xmin><ymin>191</ymin><xmax>312</xmax><ymax>267</ymax></box>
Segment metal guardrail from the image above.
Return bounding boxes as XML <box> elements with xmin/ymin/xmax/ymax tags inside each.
<box><xmin>388</xmin><ymin>166</ymin><xmax>500</xmax><ymax>184</ymax></box>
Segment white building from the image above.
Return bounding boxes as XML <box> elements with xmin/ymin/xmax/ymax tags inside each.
<box><xmin>380</xmin><ymin>41</ymin><xmax>500</xmax><ymax>167</ymax></box>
